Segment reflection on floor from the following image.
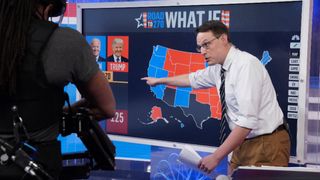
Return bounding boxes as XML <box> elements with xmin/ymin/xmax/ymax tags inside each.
<box><xmin>61</xmin><ymin>158</ymin><xmax>150</xmax><ymax>179</ymax></box>
<box><xmin>89</xmin><ymin>159</ymin><xmax>151</xmax><ymax>180</ymax></box>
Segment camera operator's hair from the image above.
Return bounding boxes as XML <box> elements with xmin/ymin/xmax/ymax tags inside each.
<box><xmin>196</xmin><ymin>20</ymin><xmax>231</xmax><ymax>42</ymax></box>
<box><xmin>0</xmin><ymin>0</ymin><xmax>37</xmax><ymax>94</ymax></box>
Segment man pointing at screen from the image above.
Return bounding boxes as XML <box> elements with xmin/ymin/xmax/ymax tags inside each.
<box><xmin>142</xmin><ymin>20</ymin><xmax>290</xmax><ymax>174</ymax></box>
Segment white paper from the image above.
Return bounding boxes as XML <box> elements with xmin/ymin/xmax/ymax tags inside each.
<box><xmin>178</xmin><ymin>145</ymin><xmax>229</xmax><ymax>179</ymax></box>
<box><xmin>178</xmin><ymin>145</ymin><xmax>202</xmax><ymax>169</ymax></box>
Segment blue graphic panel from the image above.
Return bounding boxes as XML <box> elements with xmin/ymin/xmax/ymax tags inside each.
<box><xmin>150</xmin><ymin>146</ymin><xmax>228</xmax><ymax>180</ymax></box>
<box><xmin>113</xmin><ymin>141</ymin><xmax>151</xmax><ymax>160</ymax></box>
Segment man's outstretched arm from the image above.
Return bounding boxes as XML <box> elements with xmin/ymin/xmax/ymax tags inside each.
<box><xmin>141</xmin><ymin>74</ymin><xmax>191</xmax><ymax>87</ymax></box>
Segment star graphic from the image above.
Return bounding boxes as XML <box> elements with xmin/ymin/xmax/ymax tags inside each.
<box><xmin>135</xmin><ymin>13</ymin><xmax>144</xmax><ymax>28</ymax></box>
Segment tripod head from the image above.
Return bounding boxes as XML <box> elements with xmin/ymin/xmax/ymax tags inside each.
<box><xmin>60</xmin><ymin>107</ymin><xmax>116</xmax><ymax>170</ymax></box>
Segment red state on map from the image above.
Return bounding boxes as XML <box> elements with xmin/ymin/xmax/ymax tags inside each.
<box><xmin>163</xmin><ymin>49</ymin><xmax>222</xmax><ymax>119</ymax></box>
<box><xmin>150</xmin><ymin>106</ymin><xmax>164</xmax><ymax>121</ymax></box>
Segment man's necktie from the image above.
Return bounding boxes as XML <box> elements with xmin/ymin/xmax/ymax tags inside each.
<box><xmin>116</xmin><ymin>57</ymin><xmax>120</xmax><ymax>62</ymax></box>
<box><xmin>219</xmin><ymin>67</ymin><xmax>230</xmax><ymax>144</ymax></box>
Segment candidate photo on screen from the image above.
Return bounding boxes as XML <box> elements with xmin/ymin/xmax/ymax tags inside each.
<box><xmin>107</xmin><ymin>36</ymin><xmax>129</xmax><ymax>63</ymax></box>
<box><xmin>86</xmin><ymin>36</ymin><xmax>107</xmax><ymax>71</ymax></box>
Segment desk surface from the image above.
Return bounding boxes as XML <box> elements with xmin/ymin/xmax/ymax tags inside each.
<box><xmin>232</xmin><ymin>166</ymin><xmax>320</xmax><ymax>180</ymax></box>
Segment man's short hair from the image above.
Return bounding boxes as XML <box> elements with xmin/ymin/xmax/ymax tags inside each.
<box><xmin>112</xmin><ymin>38</ymin><xmax>124</xmax><ymax>47</ymax></box>
<box><xmin>91</xmin><ymin>38</ymin><xmax>101</xmax><ymax>44</ymax></box>
<box><xmin>196</xmin><ymin>20</ymin><xmax>231</xmax><ymax>42</ymax></box>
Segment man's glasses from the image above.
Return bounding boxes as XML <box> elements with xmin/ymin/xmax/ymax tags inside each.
<box><xmin>196</xmin><ymin>36</ymin><xmax>219</xmax><ymax>52</ymax></box>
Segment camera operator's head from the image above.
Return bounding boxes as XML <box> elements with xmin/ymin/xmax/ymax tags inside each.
<box><xmin>36</xmin><ymin>0</ymin><xmax>66</xmax><ymax>20</ymax></box>
<box><xmin>0</xmin><ymin>0</ymin><xmax>66</xmax><ymax>94</ymax></box>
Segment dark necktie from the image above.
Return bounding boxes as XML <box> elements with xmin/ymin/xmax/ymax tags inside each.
<box><xmin>219</xmin><ymin>67</ymin><xmax>230</xmax><ymax>144</ymax></box>
<box><xmin>116</xmin><ymin>57</ymin><xmax>120</xmax><ymax>62</ymax></box>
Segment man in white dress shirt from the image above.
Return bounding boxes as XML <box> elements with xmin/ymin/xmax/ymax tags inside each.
<box><xmin>141</xmin><ymin>20</ymin><xmax>290</xmax><ymax>175</ymax></box>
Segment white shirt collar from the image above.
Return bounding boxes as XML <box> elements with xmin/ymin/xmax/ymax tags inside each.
<box><xmin>222</xmin><ymin>45</ymin><xmax>236</xmax><ymax>72</ymax></box>
<box><xmin>113</xmin><ymin>55</ymin><xmax>121</xmax><ymax>62</ymax></box>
